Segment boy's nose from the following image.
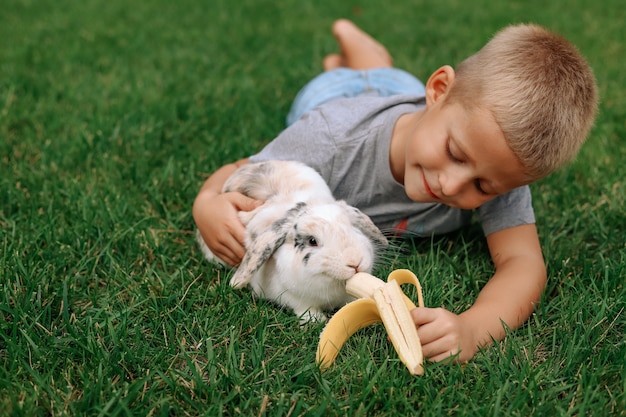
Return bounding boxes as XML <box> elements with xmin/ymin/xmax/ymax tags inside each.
<box><xmin>440</xmin><ymin>171</ymin><xmax>471</xmax><ymax>197</ymax></box>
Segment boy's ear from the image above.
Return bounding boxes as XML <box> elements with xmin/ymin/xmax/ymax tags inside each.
<box><xmin>425</xmin><ymin>65</ymin><xmax>456</xmax><ymax>107</ymax></box>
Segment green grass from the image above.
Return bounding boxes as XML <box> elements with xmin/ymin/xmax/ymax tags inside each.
<box><xmin>1</xmin><ymin>0</ymin><xmax>624</xmax><ymax>415</ymax></box>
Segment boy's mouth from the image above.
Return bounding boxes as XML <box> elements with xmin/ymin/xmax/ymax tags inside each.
<box><xmin>423</xmin><ymin>174</ymin><xmax>439</xmax><ymax>200</ymax></box>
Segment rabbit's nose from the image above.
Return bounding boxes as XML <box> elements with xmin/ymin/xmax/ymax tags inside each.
<box><xmin>343</xmin><ymin>248</ymin><xmax>364</xmax><ymax>272</ymax></box>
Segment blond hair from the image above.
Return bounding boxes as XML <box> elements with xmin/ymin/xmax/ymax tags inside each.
<box><xmin>447</xmin><ymin>24</ymin><xmax>598</xmax><ymax>179</ymax></box>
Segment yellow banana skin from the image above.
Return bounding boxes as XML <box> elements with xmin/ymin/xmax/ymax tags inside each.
<box><xmin>316</xmin><ymin>269</ymin><xmax>425</xmax><ymax>375</ymax></box>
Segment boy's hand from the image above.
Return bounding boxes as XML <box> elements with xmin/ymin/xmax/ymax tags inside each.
<box><xmin>407</xmin><ymin>225</ymin><xmax>546</xmax><ymax>365</ymax></box>
<box><xmin>410</xmin><ymin>307</ymin><xmax>478</xmax><ymax>363</ymax></box>
<box><xmin>194</xmin><ymin>191</ymin><xmax>262</xmax><ymax>266</ymax></box>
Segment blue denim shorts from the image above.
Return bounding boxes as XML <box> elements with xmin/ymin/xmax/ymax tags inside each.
<box><xmin>286</xmin><ymin>68</ymin><xmax>425</xmax><ymax>126</ymax></box>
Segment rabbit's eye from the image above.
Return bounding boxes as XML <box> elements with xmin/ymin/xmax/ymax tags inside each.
<box><xmin>295</xmin><ymin>234</ymin><xmax>319</xmax><ymax>251</ymax></box>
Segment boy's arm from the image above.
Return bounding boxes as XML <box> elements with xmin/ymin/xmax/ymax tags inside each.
<box><xmin>411</xmin><ymin>223</ymin><xmax>547</xmax><ymax>362</ymax></box>
<box><xmin>192</xmin><ymin>158</ymin><xmax>262</xmax><ymax>266</ymax></box>
<box><xmin>467</xmin><ymin>223</ymin><xmax>546</xmax><ymax>343</ymax></box>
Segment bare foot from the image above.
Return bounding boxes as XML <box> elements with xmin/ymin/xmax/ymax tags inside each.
<box><xmin>323</xmin><ymin>19</ymin><xmax>394</xmax><ymax>71</ymax></box>
<box><xmin>322</xmin><ymin>53</ymin><xmax>345</xmax><ymax>70</ymax></box>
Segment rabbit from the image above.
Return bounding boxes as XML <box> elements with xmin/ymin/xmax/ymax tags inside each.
<box><xmin>196</xmin><ymin>160</ymin><xmax>388</xmax><ymax>322</ymax></box>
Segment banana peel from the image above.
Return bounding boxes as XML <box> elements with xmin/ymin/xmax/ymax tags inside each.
<box><xmin>316</xmin><ymin>269</ymin><xmax>425</xmax><ymax>375</ymax></box>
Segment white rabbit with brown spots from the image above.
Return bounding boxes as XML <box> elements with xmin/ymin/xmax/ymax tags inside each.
<box><xmin>196</xmin><ymin>160</ymin><xmax>388</xmax><ymax>322</ymax></box>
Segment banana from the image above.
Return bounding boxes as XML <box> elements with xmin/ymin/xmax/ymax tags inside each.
<box><xmin>316</xmin><ymin>269</ymin><xmax>425</xmax><ymax>375</ymax></box>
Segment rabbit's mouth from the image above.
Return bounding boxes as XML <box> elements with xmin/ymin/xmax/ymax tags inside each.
<box><xmin>331</xmin><ymin>268</ymin><xmax>367</xmax><ymax>282</ymax></box>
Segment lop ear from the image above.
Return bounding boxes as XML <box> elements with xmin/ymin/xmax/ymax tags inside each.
<box><xmin>338</xmin><ymin>201</ymin><xmax>388</xmax><ymax>248</ymax></box>
<box><xmin>230</xmin><ymin>202</ymin><xmax>307</xmax><ymax>288</ymax></box>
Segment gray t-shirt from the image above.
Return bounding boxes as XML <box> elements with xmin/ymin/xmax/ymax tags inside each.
<box><xmin>249</xmin><ymin>94</ymin><xmax>535</xmax><ymax>237</ymax></box>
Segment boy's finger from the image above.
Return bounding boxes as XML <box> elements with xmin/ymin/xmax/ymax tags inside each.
<box><xmin>410</xmin><ymin>307</ymin><xmax>438</xmax><ymax>325</ymax></box>
<box><xmin>225</xmin><ymin>217</ymin><xmax>247</xmax><ymax>247</ymax></box>
<box><xmin>217</xmin><ymin>237</ymin><xmax>245</xmax><ymax>267</ymax></box>
<box><xmin>231</xmin><ymin>232</ymin><xmax>247</xmax><ymax>258</ymax></box>
<box><xmin>231</xmin><ymin>194</ymin><xmax>263</xmax><ymax>212</ymax></box>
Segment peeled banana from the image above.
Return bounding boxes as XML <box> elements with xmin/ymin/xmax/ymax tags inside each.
<box><xmin>316</xmin><ymin>269</ymin><xmax>425</xmax><ymax>375</ymax></box>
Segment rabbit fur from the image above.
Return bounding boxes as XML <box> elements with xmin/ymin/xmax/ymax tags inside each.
<box><xmin>196</xmin><ymin>160</ymin><xmax>388</xmax><ymax>322</ymax></box>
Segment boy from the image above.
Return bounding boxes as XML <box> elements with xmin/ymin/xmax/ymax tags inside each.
<box><xmin>193</xmin><ymin>19</ymin><xmax>598</xmax><ymax>362</ymax></box>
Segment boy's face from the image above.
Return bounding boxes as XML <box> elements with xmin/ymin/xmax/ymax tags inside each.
<box><xmin>402</xmin><ymin>100</ymin><xmax>529</xmax><ymax>210</ymax></box>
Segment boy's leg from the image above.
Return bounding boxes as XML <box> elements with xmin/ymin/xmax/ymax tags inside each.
<box><xmin>323</xmin><ymin>19</ymin><xmax>393</xmax><ymax>71</ymax></box>
<box><xmin>286</xmin><ymin>19</ymin><xmax>424</xmax><ymax>126</ymax></box>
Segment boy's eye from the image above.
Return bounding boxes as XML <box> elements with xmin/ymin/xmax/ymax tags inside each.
<box><xmin>446</xmin><ymin>139</ymin><xmax>464</xmax><ymax>163</ymax></box>
<box><xmin>474</xmin><ymin>179</ymin><xmax>488</xmax><ymax>195</ymax></box>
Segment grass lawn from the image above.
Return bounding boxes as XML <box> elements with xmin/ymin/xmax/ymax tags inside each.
<box><xmin>1</xmin><ymin>0</ymin><xmax>624</xmax><ymax>415</ymax></box>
